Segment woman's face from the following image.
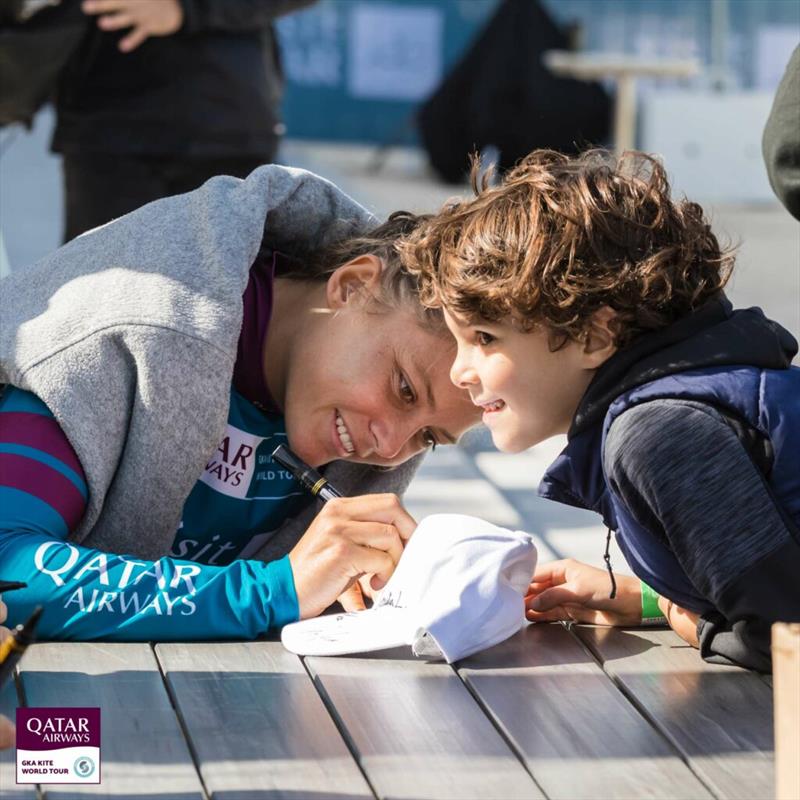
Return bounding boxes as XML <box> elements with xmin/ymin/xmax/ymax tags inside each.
<box><xmin>280</xmin><ymin>262</ymin><xmax>480</xmax><ymax>468</ymax></box>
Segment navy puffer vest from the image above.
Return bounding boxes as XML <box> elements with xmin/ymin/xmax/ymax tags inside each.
<box><xmin>539</xmin><ymin>363</ymin><xmax>800</xmax><ymax>612</ymax></box>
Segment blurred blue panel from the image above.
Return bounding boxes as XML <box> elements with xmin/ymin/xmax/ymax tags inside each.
<box><xmin>277</xmin><ymin>0</ymin><xmax>799</xmax><ymax>144</ymax></box>
<box><xmin>276</xmin><ymin>0</ymin><xmax>499</xmax><ymax>144</ymax></box>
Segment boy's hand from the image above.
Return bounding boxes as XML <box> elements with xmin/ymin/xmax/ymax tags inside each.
<box><xmin>82</xmin><ymin>0</ymin><xmax>184</xmax><ymax>53</ymax></box>
<box><xmin>658</xmin><ymin>596</ymin><xmax>700</xmax><ymax>647</ymax></box>
<box><xmin>525</xmin><ymin>559</ymin><xmax>642</xmax><ymax>626</ymax></box>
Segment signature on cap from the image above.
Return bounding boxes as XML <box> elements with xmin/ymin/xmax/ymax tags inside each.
<box><xmin>376</xmin><ymin>589</ymin><xmax>405</xmax><ymax>610</ymax></box>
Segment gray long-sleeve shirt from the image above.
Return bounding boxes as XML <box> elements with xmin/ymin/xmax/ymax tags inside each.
<box><xmin>605</xmin><ymin>398</ymin><xmax>799</xmax><ymax>671</ymax></box>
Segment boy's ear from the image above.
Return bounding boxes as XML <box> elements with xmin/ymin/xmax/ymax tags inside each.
<box><xmin>581</xmin><ymin>306</ymin><xmax>617</xmax><ymax>367</ymax></box>
<box><xmin>326</xmin><ymin>254</ymin><xmax>383</xmax><ymax>309</ymax></box>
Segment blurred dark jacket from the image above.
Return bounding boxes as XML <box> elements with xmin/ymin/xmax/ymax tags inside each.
<box><xmin>52</xmin><ymin>0</ymin><xmax>315</xmax><ymax>158</ymax></box>
<box><xmin>763</xmin><ymin>44</ymin><xmax>800</xmax><ymax>221</ymax></box>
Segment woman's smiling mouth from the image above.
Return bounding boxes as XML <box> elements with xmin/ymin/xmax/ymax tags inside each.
<box><xmin>334</xmin><ymin>409</ymin><xmax>355</xmax><ymax>455</ymax></box>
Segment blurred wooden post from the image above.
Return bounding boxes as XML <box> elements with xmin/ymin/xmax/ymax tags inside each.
<box><xmin>542</xmin><ymin>52</ymin><xmax>699</xmax><ymax>155</ymax></box>
<box><xmin>773</xmin><ymin>623</ymin><xmax>800</xmax><ymax>800</ymax></box>
<box><xmin>613</xmin><ymin>74</ymin><xmax>637</xmax><ymax>154</ymax></box>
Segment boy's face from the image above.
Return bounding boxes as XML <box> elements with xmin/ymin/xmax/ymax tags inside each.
<box><xmin>444</xmin><ymin>310</ymin><xmax>599</xmax><ymax>451</ymax></box>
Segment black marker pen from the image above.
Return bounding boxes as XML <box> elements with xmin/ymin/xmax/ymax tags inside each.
<box><xmin>0</xmin><ymin>606</ymin><xmax>43</xmax><ymax>689</ymax></box>
<box><xmin>271</xmin><ymin>444</ymin><xmax>343</xmax><ymax>502</ymax></box>
<box><xmin>0</xmin><ymin>581</ymin><xmax>27</xmax><ymax>594</ymax></box>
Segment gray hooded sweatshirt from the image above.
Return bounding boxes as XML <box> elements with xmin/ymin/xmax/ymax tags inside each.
<box><xmin>0</xmin><ymin>165</ymin><xmax>422</xmax><ymax>562</ymax></box>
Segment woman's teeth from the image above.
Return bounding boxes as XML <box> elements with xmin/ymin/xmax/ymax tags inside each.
<box><xmin>336</xmin><ymin>412</ymin><xmax>355</xmax><ymax>454</ymax></box>
<box><xmin>483</xmin><ymin>400</ymin><xmax>506</xmax><ymax>412</ymax></box>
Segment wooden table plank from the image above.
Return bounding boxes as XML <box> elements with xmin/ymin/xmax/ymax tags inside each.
<box><xmin>157</xmin><ymin>642</ymin><xmax>373</xmax><ymax>800</ymax></box>
<box><xmin>1</xmin><ymin>676</ymin><xmax>36</xmax><ymax>799</ymax></box>
<box><xmin>458</xmin><ymin>623</ymin><xmax>711</xmax><ymax>800</ymax></box>
<box><xmin>573</xmin><ymin>626</ymin><xmax>774</xmax><ymax>800</ymax></box>
<box><xmin>306</xmin><ymin>648</ymin><xmax>542</xmax><ymax>800</ymax></box>
<box><xmin>18</xmin><ymin>643</ymin><xmax>205</xmax><ymax>800</ymax></box>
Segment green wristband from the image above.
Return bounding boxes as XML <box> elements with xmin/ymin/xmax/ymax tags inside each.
<box><xmin>640</xmin><ymin>581</ymin><xmax>663</xmax><ymax>620</ymax></box>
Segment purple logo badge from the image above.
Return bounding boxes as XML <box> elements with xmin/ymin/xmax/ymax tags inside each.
<box><xmin>17</xmin><ymin>708</ymin><xmax>101</xmax><ymax>784</ymax></box>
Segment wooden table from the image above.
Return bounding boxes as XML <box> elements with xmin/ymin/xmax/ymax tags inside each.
<box><xmin>543</xmin><ymin>51</ymin><xmax>700</xmax><ymax>154</ymax></box>
<box><xmin>0</xmin><ymin>622</ymin><xmax>774</xmax><ymax>800</ymax></box>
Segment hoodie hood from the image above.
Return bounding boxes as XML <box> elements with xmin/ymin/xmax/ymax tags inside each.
<box><xmin>570</xmin><ymin>294</ymin><xmax>797</xmax><ymax>438</ymax></box>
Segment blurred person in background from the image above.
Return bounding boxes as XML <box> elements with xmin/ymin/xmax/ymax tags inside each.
<box><xmin>53</xmin><ymin>0</ymin><xmax>316</xmax><ymax>242</ymax></box>
<box><xmin>763</xmin><ymin>44</ymin><xmax>800</xmax><ymax>222</ymax></box>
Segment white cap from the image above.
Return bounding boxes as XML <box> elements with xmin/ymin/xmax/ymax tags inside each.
<box><xmin>281</xmin><ymin>514</ymin><xmax>537</xmax><ymax>663</ymax></box>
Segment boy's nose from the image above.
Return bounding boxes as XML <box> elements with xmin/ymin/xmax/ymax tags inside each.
<box><xmin>450</xmin><ymin>355</ymin><xmax>478</xmax><ymax>388</ymax></box>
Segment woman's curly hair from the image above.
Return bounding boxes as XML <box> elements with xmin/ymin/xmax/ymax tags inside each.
<box><xmin>399</xmin><ymin>149</ymin><xmax>735</xmax><ymax>348</ymax></box>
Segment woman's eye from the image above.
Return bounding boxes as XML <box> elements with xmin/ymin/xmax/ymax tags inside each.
<box><xmin>398</xmin><ymin>373</ymin><xmax>415</xmax><ymax>403</ymax></box>
<box><xmin>422</xmin><ymin>429</ymin><xmax>437</xmax><ymax>450</ymax></box>
<box><xmin>476</xmin><ymin>331</ymin><xmax>495</xmax><ymax>346</ymax></box>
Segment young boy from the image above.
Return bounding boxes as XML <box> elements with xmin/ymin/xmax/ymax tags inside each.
<box><xmin>401</xmin><ymin>149</ymin><xmax>800</xmax><ymax>671</ymax></box>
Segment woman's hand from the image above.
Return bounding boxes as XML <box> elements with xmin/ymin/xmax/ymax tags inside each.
<box><xmin>525</xmin><ymin>559</ymin><xmax>642</xmax><ymax>626</ymax></box>
<box><xmin>0</xmin><ymin>597</ymin><xmax>15</xmax><ymax>750</ymax></box>
<box><xmin>336</xmin><ymin>573</ymin><xmax>381</xmax><ymax>613</ymax></box>
<box><xmin>289</xmin><ymin>494</ymin><xmax>416</xmax><ymax>619</ymax></box>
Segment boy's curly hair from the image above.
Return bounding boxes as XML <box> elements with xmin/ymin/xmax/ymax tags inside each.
<box><xmin>399</xmin><ymin>149</ymin><xmax>735</xmax><ymax>348</ymax></box>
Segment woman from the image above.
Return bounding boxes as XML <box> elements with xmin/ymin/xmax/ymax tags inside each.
<box><xmin>0</xmin><ymin>165</ymin><xmax>478</xmax><ymax>641</ymax></box>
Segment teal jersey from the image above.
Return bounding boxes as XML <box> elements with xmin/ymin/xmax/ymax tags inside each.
<box><xmin>172</xmin><ymin>387</ymin><xmax>308</xmax><ymax>565</ymax></box>
<box><xmin>0</xmin><ymin>385</ymin><xmax>309</xmax><ymax>641</ymax></box>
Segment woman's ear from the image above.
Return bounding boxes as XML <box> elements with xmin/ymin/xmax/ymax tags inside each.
<box><xmin>326</xmin><ymin>254</ymin><xmax>383</xmax><ymax>309</ymax></box>
<box><xmin>581</xmin><ymin>306</ymin><xmax>617</xmax><ymax>368</ymax></box>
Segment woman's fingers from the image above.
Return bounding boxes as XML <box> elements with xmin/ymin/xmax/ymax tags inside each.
<box><xmin>350</xmin><ymin>545</ymin><xmax>395</xmax><ymax>586</ymax></box>
<box><xmin>329</xmin><ymin>495</ymin><xmax>417</xmax><ymax>541</ymax></box>
<box><xmin>356</xmin><ymin>573</ymin><xmax>381</xmax><ymax>600</ymax></box>
<box><xmin>345</xmin><ymin>521</ymin><xmax>404</xmax><ymax>569</ymax></box>
<box><xmin>337</xmin><ymin>583</ymin><xmax>367</xmax><ymax>613</ymax></box>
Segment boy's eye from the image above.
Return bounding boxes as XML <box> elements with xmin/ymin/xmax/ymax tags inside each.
<box><xmin>398</xmin><ymin>372</ymin><xmax>416</xmax><ymax>403</ymax></box>
<box><xmin>422</xmin><ymin>429</ymin><xmax>437</xmax><ymax>450</ymax></box>
<box><xmin>475</xmin><ymin>331</ymin><xmax>495</xmax><ymax>346</ymax></box>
